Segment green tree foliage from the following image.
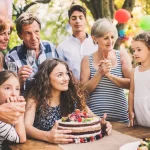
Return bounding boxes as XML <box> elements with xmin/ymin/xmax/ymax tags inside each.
<box><xmin>137</xmin><ymin>0</ymin><xmax>150</xmax><ymax>14</ymax></box>
<box><xmin>8</xmin><ymin>0</ymin><xmax>74</xmax><ymax>52</ymax></box>
<box><xmin>7</xmin><ymin>0</ymin><xmax>150</xmax><ymax>53</ymax></box>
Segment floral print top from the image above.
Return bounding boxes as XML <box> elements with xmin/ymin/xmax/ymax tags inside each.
<box><xmin>33</xmin><ymin>104</ymin><xmax>61</xmax><ymax>131</ymax></box>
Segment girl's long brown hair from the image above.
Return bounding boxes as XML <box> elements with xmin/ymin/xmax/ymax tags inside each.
<box><xmin>27</xmin><ymin>58</ymin><xmax>87</xmax><ymax>116</ymax></box>
<box><xmin>0</xmin><ymin>70</ymin><xmax>19</xmax><ymax>86</ymax></box>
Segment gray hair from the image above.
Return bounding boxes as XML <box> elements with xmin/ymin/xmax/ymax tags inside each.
<box><xmin>16</xmin><ymin>12</ymin><xmax>41</xmax><ymax>35</ymax></box>
<box><xmin>91</xmin><ymin>18</ymin><xmax>118</xmax><ymax>42</ymax></box>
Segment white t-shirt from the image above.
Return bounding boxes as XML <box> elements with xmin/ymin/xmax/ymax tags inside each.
<box><xmin>57</xmin><ymin>34</ymin><xmax>97</xmax><ymax>80</ymax></box>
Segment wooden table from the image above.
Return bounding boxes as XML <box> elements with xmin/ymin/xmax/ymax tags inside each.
<box><xmin>8</xmin><ymin>122</ymin><xmax>150</xmax><ymax>150</ymax></box>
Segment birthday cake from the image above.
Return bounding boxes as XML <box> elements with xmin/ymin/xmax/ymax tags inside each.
<box><xmin>58</xmin><ymin>109</ymin><xmax>104</xmax><ymax>143</ymax></box>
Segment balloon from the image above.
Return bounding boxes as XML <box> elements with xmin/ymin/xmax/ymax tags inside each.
<box><xmin>114</xmin><ymin>9</ymin><xmax>131</xmax><ymax>23</ymax></box>
<box><xmin>139</xmin><ymin>15</ymin><xmax>150</xmax><ymax>31</ymax></box>
<box><xmin>119</xmin><ymin>29</ymin><xmax>125</xmax><ymax>37</ymax></box>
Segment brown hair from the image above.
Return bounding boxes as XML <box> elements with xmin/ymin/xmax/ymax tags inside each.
<box><xmin>27</xmin><ymin>58</ymin><xmax>87</xmax><ymax>116</ymax></box>
<box><xmin>0</xmin><ymin>70</ymin><xmax>19</xmax><ymax>86</ymax></box>
<box><xmin>68</xmin><ymin>5</ymin><xmax>86</xmax><ymax>19</ymax></box>
<box><xmin>133</xmin><ymin>32</ymin><xmax>150</xmax><ymax>49</ymax></box>
<box><xmin>0</xmin><ymin>16</ymin><xmax>13</xmax><ymax>33</ymax></box>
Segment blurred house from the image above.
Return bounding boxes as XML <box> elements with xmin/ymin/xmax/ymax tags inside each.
<box><xmin>0</xmin><ymin>0</ymin><xmax>13</xmax><ymax>19</ymax></box>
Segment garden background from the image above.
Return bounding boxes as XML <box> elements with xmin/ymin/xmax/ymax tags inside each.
<box><xmin>1</xmin><ymin>0</ymin><xmax>150</xmax><ymax>55</ymax></box>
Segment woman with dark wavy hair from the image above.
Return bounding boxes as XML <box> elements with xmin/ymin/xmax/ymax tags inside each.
<box><xmin>25</xmin><ymin>58</ymin><xmax>112</xmax><ymax>144</ymax></box>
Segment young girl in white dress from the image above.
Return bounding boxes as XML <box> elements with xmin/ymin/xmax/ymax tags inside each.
<box><xmin>0</xmin><ymin>71</ymin><xmax>26</xmax><ymax>149</ymax></box>
<box><xmin>129</xmin><ymin>32</ymin><xmax>150</xmax><ymax>127</ymax></box>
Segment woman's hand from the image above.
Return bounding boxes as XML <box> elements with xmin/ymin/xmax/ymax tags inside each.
<box><xmin>100</xmin><ymin>113</ymin><xmax>112</xmax><ymax>135</ymax></box>
<box><xmin>46</xmin><ymin>121</ymin><xmax>75</xmax><ymax>144</ymax></box>
<box><xmin>97</xmin><ymin>61</ymin><xmax>105</xmax><ymax>76</ymax></box>
<box><xmin>105</xmin><ymin>121</ymin><xmax>112</xmax><ymax>135</ymax></box>
<box><xmin>98</xmin><ymin>59</ymin><xmax>112</xmax><ymax>76</ymax></box>
<box><xmin>128</xmin><ymin>111</ymin><xmax>135</xmax><ymax>127</ymax></box>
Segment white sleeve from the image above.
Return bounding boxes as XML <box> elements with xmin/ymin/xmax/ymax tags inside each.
<box><xmin>0</xmin><ymin>121</ymin><xmax>20</xmax><ymax>143</ymax></box>
<box><xmin>57</xmin><ymin>44</ymin><xmax>65</xmax><ymax>61</ymax></box>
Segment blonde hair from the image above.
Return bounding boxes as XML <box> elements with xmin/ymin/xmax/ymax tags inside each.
<box><xmin>0</xmin><ymin>52</ymin><xmax>4</xmax><ymax>71</ymax></box>
<box><xmin>91</xmin><ymin>18</ymin><xmax>118</xmax><ymax>42</ymax></box>
<box><xmin>0</xmin><ymin>16</ymin><xmax>13</xmax><ymax>33</ymax></box>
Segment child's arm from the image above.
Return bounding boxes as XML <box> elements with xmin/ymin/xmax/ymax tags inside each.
<box><xmin>14</xmin><ymin>113</ymin><xmax>26</xmax><ymax>143</ymax></box>
<box><xmin>14</xmin><ymin>96</ymin><xmax>26</xmax><ymax>143</ymax></box>
<box><xmin>0</xmin><ymin>121</ymin><xmax>20</xmax><ymax>143</ymax></box>
<box><xmin>6</xmin><ymin>96</ymin><xmax>26</xmax><ymax>143</ymax></box>
<box><xmin>128</xmin><ymin>68</ymin><xmax>135</xmax><ymax>127</ymax></box>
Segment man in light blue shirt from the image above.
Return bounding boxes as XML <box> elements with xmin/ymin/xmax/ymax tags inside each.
<box><xmin>57</xmin><ymin>5</ymin><xmax>97</xmax><ymax>80</ymax></box>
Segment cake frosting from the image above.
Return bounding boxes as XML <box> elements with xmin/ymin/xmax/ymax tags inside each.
<box><xmin>58</xmin><ymin>109</ymin><xmax>104</xmax><ymax>143</ymax></box>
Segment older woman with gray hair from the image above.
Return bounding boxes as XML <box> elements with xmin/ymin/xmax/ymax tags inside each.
<box><xmin>80</xmin><ymin>18</ymin><xmax>132</xmax><ymax>122</ymax></box>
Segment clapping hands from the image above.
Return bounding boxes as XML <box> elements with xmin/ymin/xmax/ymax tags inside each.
<box><xmin>97</xmin><ymin>59</ymin><xmax>112</xmax><ymax>77</ymax></box>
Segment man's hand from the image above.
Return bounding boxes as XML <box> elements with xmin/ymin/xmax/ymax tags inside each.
<box><xmin>18</xmin><ymin>65</ymin><xmax>32</xmax><ymax>83</ymax></box>
<box><xmin>0</xmin><ymin>102</ymin><xmax>26</xmax><ymax>125</ymax></box>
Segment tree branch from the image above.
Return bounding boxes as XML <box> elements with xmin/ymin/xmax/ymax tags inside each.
<box><xmin>36</xmin><ymin>0</ymin><xmax>51</xmax><ymax>3</ymax></box>
<box><xmin>23</xmin><ymin>2</ymin><xmax>37</xmax><ymax>12</ymax></box>
<box><xmin>123</xmin><ymin>0</ymin><xmax>135</xmax><ymax>12</ymax></box>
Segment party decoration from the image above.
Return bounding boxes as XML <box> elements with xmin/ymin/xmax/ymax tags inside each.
<box><xmin>119</xmin><ymin>29</ymin><xmax>125</xmax><ymax>37</ymax></box>
<box><xmin>139</xmin><ymin>15</ymin><xmax>150</xmax><ymax>31</ymax></box>
<box><xmin>114</xmin><ymin>9</ymin><xmax>131</xmax><ymax>23</ymax></box>
<box><xmin>118</xmin><ymin>29</ymin><xmax>129</xmax><ymax>41</ymax></box>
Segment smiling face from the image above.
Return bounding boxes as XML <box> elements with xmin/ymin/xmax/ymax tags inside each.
<box><xmin>131</xmin><ymin>41</ymin><xmax>150</xmax><ymax>63</ymax></box>
<box><xmin>69</xmin><ymin>11</ymin><xmax>86</xmax><ymax>34</ymax></box>
<box><xmin>0</xmin><ymin>26</ymin><xmax>11</xmax><ymax>50</ymax></box>
<box><xmin>0</xmin><ymin>76</ymin><xmax>20</xmax><ymax>105</ymax></box>
<box><xmin>19</xmin><ymin>21</ymin><xmax>40</xmax><ymax>51</ymax></box>
<box><xmin>49</xmin><ymin>63</ymin><xmax>70</xmax><ymax>93</ymax></box>
<box><xmin>95</xmin><ymin>31</ymin><xmax>115</xmax><ymax>52</ymax></box>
